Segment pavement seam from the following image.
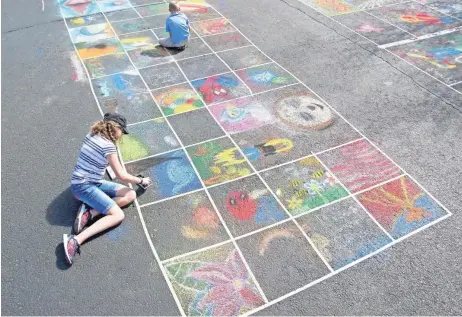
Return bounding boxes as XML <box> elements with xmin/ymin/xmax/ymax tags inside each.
<box><xmin>2</xmin><ymin>18</ymin><xmax>64</xmax><ymax>35</ymax></box>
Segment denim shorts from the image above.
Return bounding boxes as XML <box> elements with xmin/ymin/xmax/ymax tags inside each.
<box><xmin>71</xmin><ymin>180</ymin><xmax>123</xmax><ymax>215</ymax></box>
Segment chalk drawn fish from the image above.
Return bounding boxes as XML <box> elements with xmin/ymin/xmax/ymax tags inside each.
<box><xmin>167</xmin><ymin>159</ymin><xmax>196</xmax><ymax>195</ymax></box>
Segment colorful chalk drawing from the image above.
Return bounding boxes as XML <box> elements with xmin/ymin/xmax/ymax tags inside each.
<box><xmin>75</xmin><ymin>38</ymin><xmax>123</xmax><ymax>59</ymax></box>
<box><xmin>350</xmin><ymin>0</ymin><xmax>408</xmax><ymax>10</ymax></box>
<box><xmin>125</xmin><ymin>150</ymin><xmax>202</xmax><ymax>204</ymax></box>
<box><xmin>127</xmin><ymin>45</ymin><xmax>173</xmax><ymax>68</ymax></box>
<box><xmin>209</xmin><ymin>175</ymin><xmax>287</xmax><ymax>236</ymax></box>
<box><xmin>318</xmin><ymin>139</ymin><xmax>402</xmax><ymax>193</ymax></box>
<box><xmin>141</xmin><ymin>191</ymin><xmax>229</xmax><ymax>260</ymax></box>
<box><xmin>66</xmin><ymin>14</ymin><xmax>106</xmax><ymax>27</ymax></box>
<box><xmin>369</xmin><ymin>3</ymin><xmax>462</xmax><ymax>36</ymax></box>
<box><xmin>202</xmin><ymin>32</ymin><xmax>250</xmax><ymax>52</ymax></box>
<box><xmin>91</xmin><ymin>70</ymin><xmax>161</xmax><ymax>123</ymax></box>
<box><xmin>135</xmin><ymin>2</ymin><xmax>170</xmax><ymax>16</ymax></box>
<box><xmin>59</xmin><ymin>0</ymin><xmax>100</xmax><ymax>18</ymax></box>
<box><xmin>130</xmin><ymin>0</ymin><xmax>161</xmax><ymax>6</ymax></box>
<box><xmin>185</xmin><ymin>5</ymin><xmax>221</xmax><ymax>21</ymax></box>
<box><xmin>105</xmin><ymin>8</ymin><xmax>140</xmax><ymax>22</ymax></box>
<box><xmin>69</xmin><ymin>23</ymin><xmax>115</xmax><ymax>43</ymax></box>
<box><xmin>390</xmin><ymin>32</ymin><xmax>462</xmax><ymax>85</ymax></box>
<box><xmin>209</xmin><ymin>97</ymin><xmax>274</xmax><ymax>134</ymax></box>
<box><xmin>419</xmin><ymin>0</ymin><xmax>462</xmax><ymax>19</ymax></box>
<box><xmin>97</xmin><ymin>0</ymin><xmax>132</xmax><ymax>12</ymax></box>
<box><xmin>192</xmin><ymin>18</ymin><xmax>235</xmax><ymax>36</ymax></box>
<box><xmin>298</xmin><ymin>0</ymin><xmax>357</xmax><ymax>16</ymax></box>
<box><xmin>358</xmin><ymin>176</ymin><xmax>447</xmax><ymax>239</ymax></box>
<box><xmin>187</xmin><ymin>139</ymin><xmax>252</xmax><ymax>186</ymax></box>
<box><xmin>298</xmin><ymin>199</ymin><xmax>392</xmax><ymax>270</ymax></box>
<box><xmin>119</xmin><ymin>118</ymin><xmax>180</xmax><ymax>162</ymax></box>
<box><xmin>242</xmin><ymin>138</ymin><xmax>294</xmax><ymax>163</ymax></box>
<box><xmin>119</xmin><ymin>30</ymin><xmax>158</xmax><ymax>50</ymax></box>
<box><xmin>164</xmin><ymin>244</ymin><xmax>264</xmax><ymax>316</ymax></box>
<box><xmin>191</xmin><ymin>73</ymin><xmax>251</xmax><ymax>105</ymax></box>
<box><xmin>83</xmin><ymin>52</ymin><xmax>134</xmax><ymax>78</ymax></box>
<box><xmin>111</xmin><ymin>18</ymin><xmax>150</xmax><ymax>35</ymax></box>
<box><xmin>236</xmin><ymin>63</ymin><xmax>297</xmax><ymax>93</ymax></box>
<box><xmin>153</xmin><ymin>83</ymin><xmax>205</xmax><ymax>116</ymax></box>
<box><xmin>262</xmin><ymin>156</ymin><xmax>348</xmax><ymax>216</ymax></box>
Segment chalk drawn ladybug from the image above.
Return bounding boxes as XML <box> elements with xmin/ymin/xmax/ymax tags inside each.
<box><xmin>225</xmin><ymin>191</ymin><xmax>257</xmax><ymax>220</ymax></box>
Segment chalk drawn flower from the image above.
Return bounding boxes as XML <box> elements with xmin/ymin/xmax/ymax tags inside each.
<box><xmin>287</xmin><ymin>196</ymin><xmax>303</xmax><ymax>210</ymax></box>
<box><xmin>304</xmin><ymin>179</ymin><xmax>325</xmax><ymax>196</ymax></box>
<box><xmin>188</xmin><ymin>250</ymin><xmax>264</xmax><ymax>316</ymax></box>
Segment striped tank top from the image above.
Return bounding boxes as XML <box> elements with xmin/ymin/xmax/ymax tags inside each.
<box><xmin>71</xmin><ymin>134</ymin><xmax>117</xmax><ymax>184</ymax></box>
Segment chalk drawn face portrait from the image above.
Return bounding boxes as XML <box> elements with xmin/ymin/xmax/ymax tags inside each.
<box><xmin>274</xmin><ymin>94</ymin><xmax>334</xmax><ymax>131</ymax></box>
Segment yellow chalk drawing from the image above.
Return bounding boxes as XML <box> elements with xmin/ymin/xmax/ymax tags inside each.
<box><xmin>287</xmin><ymin>196</ymin><xmax>303</xmax><ymax>210</ymax></box>
<box><xmin>300</xmin><ymin>156</ymin><xmax>320</xmax><ymax>166</ymax></box>
<box><xmin>214</xmin><ymin>148</ymin><xmax>247</xmax><ymax>167</ymax></box>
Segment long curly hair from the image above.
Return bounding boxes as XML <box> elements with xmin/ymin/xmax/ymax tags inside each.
<box><xmin>89</xmin><ymin>120</ymin><xmax>120</xmax><ymax>144</ymax></box>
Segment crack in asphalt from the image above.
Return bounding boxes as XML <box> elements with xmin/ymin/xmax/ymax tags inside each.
<box><xmin>278</xmin><ymin>0</ymin><xmax>462</xmax><ymax>114</ymax></box>
<box><xmin>2</xmin><ymin>18</ymin><xmax>64</xmax><ymax>35</ymax></box>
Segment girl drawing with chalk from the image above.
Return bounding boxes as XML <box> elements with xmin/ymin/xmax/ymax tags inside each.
<box><xmin>63</xmin><ymin>113</ymin><xmax>152</xmax><ymax>266</ymax></box>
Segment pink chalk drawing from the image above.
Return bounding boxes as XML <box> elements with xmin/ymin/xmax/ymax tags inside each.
<box><xmin>355</xmin><ymin>24</ymin><xmax>385</xmax><ymax>33</ymax></box>
<box><xmin>209</xmin><ymin>97</ymin><xmax>274</xmax><ymax>134</ymax></box>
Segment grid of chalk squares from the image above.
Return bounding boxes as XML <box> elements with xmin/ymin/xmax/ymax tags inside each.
<box><xmin>63</xmin><ymin>2</ymin><xmax>452</xmax><ymax>315</ymax></box>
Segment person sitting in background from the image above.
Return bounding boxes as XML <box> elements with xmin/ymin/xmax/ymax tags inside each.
<box><xmin>159</xmin><ymin>1</ymin><xmax>190</xmax><ymax>50</ymax></box>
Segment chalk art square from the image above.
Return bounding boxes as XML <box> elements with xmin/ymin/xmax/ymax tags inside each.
<box><xmin>420</xmin><ymin>0</ymin><xmax>462</xmax><ymax>19</ymax></box>
<box><xmin>152</xmin><ymin>82</ymin><xmax>205</xmax><ymax>116</ymax></box>
<box><xmin>83</xmin><ymin>52</ymin><xmax>134</xmax><ymax>79</ymax></box>
<box><xmin>92</xmin><ymin>71</ymin><xmax>162</xmax><ymax>123</ymax></box>
<box><xmin>127</xmin><ymin>45</ymin><xmax>173</xmax><ymax>68</ymax></box>
<box><xmin>139</xmin><ymin>62</ymin><xmax>187</xmax><ymax>89</ymax></box>
<box><xmin>163</xmin><ymin>243</ymin><xmax>265</xmax><ymax>316</ymax></box>
<box><xmin>202</xmin><ymin>31</ymin><xmax>251</xmax><ymax>52</ymax></box>
<box><xmin>358</xmin><ymin>176</ymin><xmax>448</xmax><ymax>239</ymax></box>
<box><xmin>141</xmin><ymin>191</ymin><xmax>229</xmax><ymax>260</ymax></box>
<box><xmin>186</xmin><ymin>137</ymin><xmax>252</xmax><ymax>186</ymax></box>
<box><xmin>69</xmin><ymin>23</ymin><xmax>115</xmax><ymax>43</ymax></box>
<box><xmin>130</xmin><ymin>0</ymin><xmax>164</xmax><ymax>6</ymax></box>
<box><xmin>104</xmin><ymin>8</ymin><xmax>140</xmax><ymax>22</ymax></box>
<box><xmin>318</xmin><ymin>139</ymin><xmax>403</xmax><ymax>193</ymax></box>
<box><xmin>184</xmin><ymin>6</ymin><xmax>221</xmax><ymax>22</ymax></box>
<box><xmin>111</xmin><ymin>18</ymin><xmax>150</xmax><ymax>35</ymax></box>
<box><xmin>389</xmin><ymin>32</ymin><xmax>462</xmax><ymax>85</ymax></box>
<box><xmin>236</xmin><ymin>222</ymin><xmax>329</xmax><ymax>300</ymax></box>
<box><xmin>66</xmin><ymin>14</ymin><xmax>106</xmax><ymax>27</ymax></box>
<box><xmin>298</xmin><ymin>199</ymin><xmax>392</xmax><ymax>270</ymax></box>
<box><xmin>97</xmin><ymin>0</ymin><xmax>132</xmax><ymax>12</ymax></box>
<box><xmin>153</xmin><ymin>26</ymin><xmax>199</xmax><ymax>40</ymax></box>
<box><xmin>135</xmin><ymin>2</ymin><xmax>170</xmax><ymax>17</ymax></box>
<box><xmin>170</xmin><ymin>38</ymin><xmax>212</xmax><ymax>60</ymax></box>
<box><xmin>190</xmin><ymin>73</ymin><xmax>251</xmax><ymax>105</ymax></box>
<box><xmin>236</xmin><ymin>63</ymin><xmax>297</xmax><ymax>94</ymax></box>
<box><xmin>119</xmin><ymin>118</ymin><xmax>180</xmax><ymax>162</ymax></box>
<box><xmin>167</xmin><ymin>108</ymin><xmax>224</xmax><ymax>146</ymax></box>
<box><xmin>177</xmin><ymin>55</ymin><xmax>229</xmax><ymax>81</ymax></box>
<box><xmin>59</xmin><ymin>0</ymin><xmax>100</xmax><ymax>18</ymax></box>
<box><xmin>229</xmin><ymin>84</ymin><xmax>360</xmax><ymax>170</ymax></box>
<box><xmin>262</xmin><ymin>156</ymin><xmax>348</xmax><ymax>216</ymax></box>
<box><xmin>217</xmin><ymin>46</ymin><xmax>271</xmax><ymax>71</ymax></box>
<box><xmin>333</xmin><ymin>11</ymin><xmax>415</xmax><ymax>45</ymax></box>
<box><xmin>119</xmin><ymin>30</ymin><xmax>158</xmax><ymax>50</ymax></box>
<box><xmin>348</xmin><ymin>0</ymin><xmax>408</xmax><ymax>10</ymax></box>
<box><xmin>143</xmin><ymin>14</ymin><xmax>170</xmax><ymax>29</ymax></box>
<box><xmin>192</xmin><ymin>18</ymin><xmax>236</xmax><ymax>36</ymax></box>
<box><xmin>367</xmin><ymin>2</ymin><xmax>462</xmax><ymax>36</ymax></box>
<box><xmin>208</xmin><ymin>175</ymin><xmax>288</xmax><ymax>237</ymax></box>
<box><xmin>75</xmin><ymin>38</ymin><xmax>123</xmax><ymax>60</ymax></box>
<box><xmin>208</xmin><ymin>96</ymin><xmax>275</xmax><ymax>135</ymax></box>
<box><xmin>294</xmin><ymin>0</ymin><xmax>357</xmax><ymax>16</ymax></box>
<box><xmin>125</xmin><ymin>150</ymin><xmax>202</xmax><ymax>204</ymax></box>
